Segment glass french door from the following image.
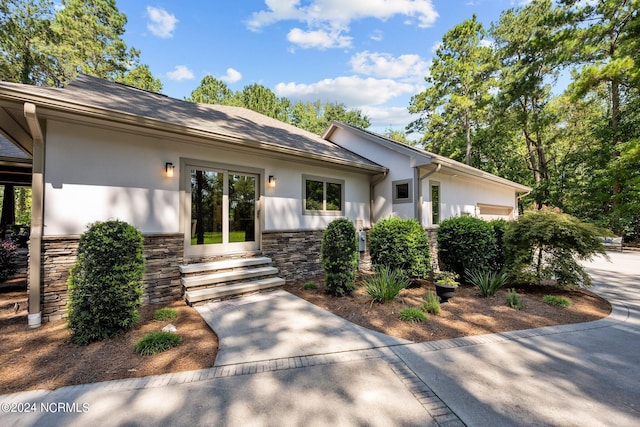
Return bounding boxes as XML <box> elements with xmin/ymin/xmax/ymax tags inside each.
<box><xmin>188</xmin><ymin>166</ymin><xmax>259</xmax><ymax>255</ymax></box>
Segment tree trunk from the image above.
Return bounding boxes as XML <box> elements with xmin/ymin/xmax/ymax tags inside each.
<box><xmin>465</xmin><ymin>107</ymin><xmax>471</xmax><ymax>166</ymax></box>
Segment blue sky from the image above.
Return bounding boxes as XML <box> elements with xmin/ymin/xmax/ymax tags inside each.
<box><xmin>116</xmin><ymin>1</ymin><xmax>528</xmax><ymax>134</ymax></box>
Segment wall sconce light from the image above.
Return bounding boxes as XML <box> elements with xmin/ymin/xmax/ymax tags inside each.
<box><xmin>268</xmin><ymin>175</ymin><xmax>276</xmax><ymax>188</ymax></box>
<box><xmin>165</xmin><ymin>162</ymin><xmax>175</xmax><ymax>178</ymax></box>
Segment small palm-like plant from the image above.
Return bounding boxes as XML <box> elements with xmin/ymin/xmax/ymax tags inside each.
<box><xmin>364</xmin><ymin>266</ymin><xmax>410</xmax><ymax>303</ymax></box>
<box><xmin>422</xmin><ymin>291</ymin><xmax>441</xmax><ymax>315</ymax></box>
<box><xmin>399</xmin><ymin>307</ymin><xmax>428</xmax><ymax>323</ymax></box>
<box><xmin>135</xmin><ymin>331</ymin><xmax>181</xmax><ymax>355</ymax></box>
<box><xmin>465</xmin><ymin>268</ymin><xmax>509</xmax><ymax>297</ymax></box>
<box><xmin>542</xmin><ymin>295</ymin><xmax>571</xmax><ymax>307</ymax></box>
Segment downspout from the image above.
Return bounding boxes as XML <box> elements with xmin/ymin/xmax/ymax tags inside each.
<box><xmin>369</xmin><ymin>171</ymin><xmax>387</xmax><ymax>226</ymax></box>
<box><xmin>24</xmin><ymin>103</ymin><xmax>44</xmax><ymax>328</ymax></box>
<box><xmin>417</xmin><ymin>163</ymin><xmax>441</xmax><ymax>226</ymax></box>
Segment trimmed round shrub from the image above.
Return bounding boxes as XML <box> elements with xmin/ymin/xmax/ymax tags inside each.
<box><xmin>437</xmin><ymin>216</ymin><xmax>496</xmax><ymax>278</ymax></box>
<box><xmin>68</xmin><ymin>220</ymin><xmax>145</xmax><ymax>345</ymax></box>
<box><xmin>321</xmin><ymin>218</ymin><xmax>358</xmax><ymax>296</ymax></box>
<box><xmin>368</xmin><ymin>217</ymin><xmax>431</xmax><ymax>278</ymax></box>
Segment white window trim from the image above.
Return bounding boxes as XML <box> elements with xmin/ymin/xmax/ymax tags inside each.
<box><xmin>302</xmin><ymin>174</ymin><xmax>345</xmax><ymax>216</ymax></box>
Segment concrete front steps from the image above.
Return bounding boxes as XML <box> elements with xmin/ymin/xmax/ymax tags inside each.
<box><xmin>180</xmin><ymin>256</ymin><xmax>285</xmax><ymax>305</ymax></box>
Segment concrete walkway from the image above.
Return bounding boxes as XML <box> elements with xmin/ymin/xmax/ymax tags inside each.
<box><xmin>1</xmin><ymin>252</ymin><xmax>638</xmax><ymax>426</ymax></box>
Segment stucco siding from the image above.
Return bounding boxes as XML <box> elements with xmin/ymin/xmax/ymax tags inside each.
<box><xmin>44</xmin><ymin>121</ymin><xmax>372</xmax><ymax>236</ymax></box>
<box><xmin>422</xmin><ymin>172</ymin><xmax>517</xmax><ymax>226</ymax></box>
<box><xmin>329</xmin><ymin>127</ymin><xmax>415</xmax><ymax>221</ymax></box>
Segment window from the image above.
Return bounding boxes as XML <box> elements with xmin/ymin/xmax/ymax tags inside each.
<box><xmin>392</xmin><ymin>179</ymin><xmax>413</xmax><ymax>204</ymax></box>
<box><xmin>303</xmin><ymin>175</ymin><xmax>344</xmax><ymax>215</ymax></box>
<box><xmin>431</xmin><ymin>182</ymin><xmax>440</xmax><ymax>225</ymax></box>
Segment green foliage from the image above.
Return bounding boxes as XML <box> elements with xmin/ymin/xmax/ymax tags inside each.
<box><xmin>542</xmin><ymin>295</ymin><xmax>571</xmax><ymax>307</ymax></box>
<box><xmin>302</xmin><ymin>281</ymin><xmax>318</xmax><ymax>291</ymax></box>
<box><xmin>504</xmin><ymin>210</ymin><xmax>607</xmax><ymax>287</ymax></box>
<box><xmin>433</xmin><ymin>271</ymin><xmax>460</xmax><ymax>287</ymax></box>
<box><xmin>321</xmin><ymin>218</ymin><xmax>358</xmax><ymax>296</ymax></box>
<box><xmin>67</xmin><ymin>220</ymin><xmax>145</xmax><ymax>345</ymax></box>
<box><xmin>409</xmin><ymin>14</ymin><xmax>496</xmax><ymax>166</ymax></box>
<box><xmin>506</xmin><ymin>288</ymin><xmax>526</xmax><ymax>310</ymax></box>
<box><xmin>153</xmin><ymin>307</ymin><xmax>177</xmax><ymax>321</ymax></box>
<box><xmin>465</xmin><ymin>268</ymin><xmax>509</xmax><ymax>297</ymax></box>
<box><xmin>0</xmin><ymin>240</ymin><xmax>18</xmax><ymax>282</ymax></box>
<box><xmin>135</xmin><ymin>331</ymin><xmax>181</xmax><ymax>356</ymax></box>
<box><xmin>437</xmin><ymin>216</ymin><xmax>497</xmax><ymax>277</ymax></box>
<box><xmin>399</xmin><ymin>307</ymin><xmax>428</xmax><ymax>323</ymax></box>
<box><xmin>0</xmin><ymin>0</ymin><xmax>161</xmax><ymax>89</ymax></box>
<box><xmin>422</xmin><ymin>291</ymin><xmax>441</xmax><ymax>315</ymax></box>
<box><xmin>185</xmin><ymin>77</ymin><xmax>370</xmax><ymax>135</ymax></box>
<box><xmin>369</xmin><ymin>217</ymin><xmax>431</xmax><ymax>278</ymax></box>
<box><xmin>363</xmin><ymin>266</ymin><xmax>410</xmax><ymax>303</ymax></box>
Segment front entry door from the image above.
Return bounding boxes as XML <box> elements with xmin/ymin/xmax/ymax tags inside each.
<box><xmin>186</xmin><ymin>164</ymin><xmax>259</xmax><ymax>256</ymax></box>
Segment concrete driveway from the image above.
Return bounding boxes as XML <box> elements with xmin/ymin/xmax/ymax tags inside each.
<box><xmin>1</xmin><ymin>251</ymin><xmax>638</xmax><ymax>426</ymax></box>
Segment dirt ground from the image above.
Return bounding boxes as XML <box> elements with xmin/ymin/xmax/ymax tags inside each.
<box><xmin>283</xmin><ymin>275</ymin><xmax>611</xmax><ymax>344</ymax></box>
<box><xmin>1</xmin><ymin>274</ymin><xmax>610</xmax><ymax>394</ymax></box>
<box><xmin>0</xmin><ymin>281</ymin><xmax>218</xmax><ymax>395</ymax></box>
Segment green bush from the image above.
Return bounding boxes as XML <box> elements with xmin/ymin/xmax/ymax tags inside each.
<box><xmin>504</xmin><ymin>210</ymin><xmax>607</xmax><ymax>287</ymax></box>
<box><xmin>321</xmin><ymin>218</ymin><xmax>358</xmax><ymax>296</ymax></box>
<box><xmin>465</xmin><ymin>268</ymin><xmax>509</xmax><ymax>297</ymax></box>
<box><xmin>437</xmin><ymin>216</ymin><xmax>497</xmax><ymax>278</ymax></box>
<box><xmin>135</xmin><ymin>331</ymin><xmax>181</xmax><ymax>355</ymax></box>
<box><xmin>67</xmin><ymin>220</ymin><xmax>145</xmax><ymax>345</ymax></box>
<box><xmin>489</xmin><ymin>219</ymin><xmax>508</xmax><ymax>270</ymax></box>
<box><xmin>364</xmin><ymin>266</ymin><xmax>410</xmax><ymax>303</ymax></box>
<box><xmin>369</xmin><ymin>217</ymin><xmax>431</xmax><ymax>278</ymax></box>
<box><xmin>302</xmin><ymin>281</ymin><xmax>318</xmax><ymax>290</ymax></box>
<box><xmin>422</xmin><ymin>291</ymin><xmax>441</xmax><ymax>315</ymax></box>
<box><xmin>153</xmin><ymin>307</ymin><xmax>177</xmax><ymax>321</ymax></box>
<box><xmin>542</xmin><ymin>295</ymin><xmax>571</xmax><ymax>307</ymax></box>
<box><xmin>506</xmin><ymin>288</ymin><xmax>526</xmax><ymax>310</ymax></box>
<box><xmin>399</xmin><ymin>307</ymin><xmax>428</xmax><ymax>322</ymax></box>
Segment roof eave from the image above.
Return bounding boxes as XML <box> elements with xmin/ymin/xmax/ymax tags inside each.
<box><xmin>1</xmin><ymin>87</ymin><xmax>387</xmax><ymax>175</ymax></box>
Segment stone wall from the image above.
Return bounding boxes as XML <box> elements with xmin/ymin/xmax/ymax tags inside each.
<box><xmin>262</xmin><ymin>229</ymin><xmax>375</xmax><ymax>281</ymax></box>
<box><xmin>425</xmin><ymin>227</ymin><xmax>440</xmax><ymax>273</ymax></box>
<box><xmin>39</xmin><ymin>233</ymin><xmax>183</xmax><ymax>323</ymax></box>
<box><xmin>262</xmin><ymin>230</ymin><xmax>324</xmax><ymax>282</ymax></box>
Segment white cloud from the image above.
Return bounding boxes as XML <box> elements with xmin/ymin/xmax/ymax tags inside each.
<box><xmin>350</xmin><ymin>51</ymin><xmax>429</xmax><ymax>80</ymax></box>
<box><xmin>146</xmin><ymin>6</ymin><xmax>178</xmax><ymax>38</ymax></box>
<box><xmin>247</xmin><ymin>0</ymin><xmax>438</xmax><ymax>49</ymax></box>
<box><xmin>369</xmin><ymin>30</ymin><xmax>384</xmax><ymax>42</ymax></box>
<box><xmin>166</xmin><ymin>65</ymin><xmax>194</xmax><ymax>81</ymax></box>
<box><xmin>274</xmin><ymin>75</ymin><xmax>418</xmax><ymax>106</ymax></box>
<box><xmin>287</xmin><ymin>27</ymin><xmax>352</xmax><ymax>49</ymax></box>
<box><xmin>218</xmin><ymin>68</ymin><xmax>242</xmax><ymax>83</ymax></box>
<box><xmin>248</xmin><ymin>0</ymin><xmax>438</xmax><ymax>30</ymax></box>
<box><xmin>431</xmin><ymin>41</ymin><xmax>441</xmax><ymax>54</ymax></box>
<box><xmin>364</xmin><ymin>106</ymin><xmax>420</xmax><ymax>129</ymax></box>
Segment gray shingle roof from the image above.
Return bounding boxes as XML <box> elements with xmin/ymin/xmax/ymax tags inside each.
<box><xmin>0</xmin><ymin>75</ymin><xmax>384</xmax><ymax>172</ymax></box>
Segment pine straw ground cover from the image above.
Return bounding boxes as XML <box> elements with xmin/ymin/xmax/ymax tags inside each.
<box><xmin>1</xmin><ymin>273</ymin><xmax>610</xmax><ymax>394</ymax></box>
<box><xmin>283</xmin><ymin>274</ymin><xmax>611</xmax><ymax>344</ymax></box>
<box><xmin>0</xmin><ymin>281</ymin><xmax>218</xmax><ymax>394</ymax></box>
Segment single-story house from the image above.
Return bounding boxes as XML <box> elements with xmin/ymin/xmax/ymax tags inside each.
<box><xmin>0</xmin><ymin>75</ymin><xmax>530</xmax><ymax>327</ymax></box>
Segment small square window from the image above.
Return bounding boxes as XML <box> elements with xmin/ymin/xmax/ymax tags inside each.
<box><xmin>396</xmin><ymin>183</ymin><xmax>409</xmax><ymax>199</ymax></box>
<box><xmin>392</xmin><ymin>179</ymin><xmax>413</xmax><ymax>204</ymax></box>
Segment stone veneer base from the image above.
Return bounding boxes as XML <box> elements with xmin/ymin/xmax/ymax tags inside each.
<box><xmin>38</xmin><ymin>233</ymin><xmax>184</xmax><ymax>323</ymax></box>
